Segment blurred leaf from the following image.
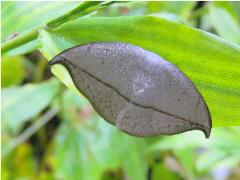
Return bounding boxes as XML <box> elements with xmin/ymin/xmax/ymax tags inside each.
<box><xmin>150</xmin><ymin>12</ymin><xmax>183</xmax><ymax>23</ymax></box>
<box><xmin>174</xmin><ymin>148</ymin><xmax>197</xmax><ymax>179</ymax></box>
<box><xmin>149</xmin><ymin>131</ymin><xmax>206</xmax><ymax>151</ymax></box>
<box><xmin>200</xmin><ymin>13</ymin><xmax>213</xmax><ymax>31</ymax></box>
<box><xmin>1</xmin><ymin>1</ymin><xmax>79</xmax><ymax>42</ymax></box>
<box><xmin>38</xmin><ymin>142</ymin><xmax>55</xmax><ymax>180</ymax></box>
<box><xmin>152</xmin><ymin>162</ymin><xmax>179</xmax><ymax>180</ymax></box>
<box><xmin>231</xmin><ymin>2</ymin><xmax>240</xmax><ymax>22</ymax></box>
<box><xmin>150</xmin><ymin>127</ymin><xmax>240</xmax><ymax>177</ymax></box>
<box><xmin>146</xmin><ymin>1</ymin><xmax>195</xmax><ymax>18</ymax></box>
<box><xmin>96</xmin><ymin>2</ymin><xmax>195</xmax><ymax>24</ymax></box>
<box><xmin>1</xmin><ymin>56</ymin><xmax>25</xmax><ymax>87</ymax></box>
<box><xmin>39</xmin><ymin>16</ymin><xmax>240</xmax><ymax>127</ymax></box>
<box><xmin>197</xmin><ymin>128</ymin><xmax>240</xmax><ymax>172</ymax></box>
<box><xmin>208</xmin><ymin>2</ymin><xmax>240</xmax><ymax>44</ymax></box>
<box><xmin>101</xmin><ymin>169</ymin><xmax>124</xmax><ymax>180</ymax></box>
<box><xmin>54</xmin><ymin>90</ymin><xmax>147</xmax><ymax>180</ymax></box>
<box><xmin>1</xmin><ymin>78</ymin><xmax>60</xmax><ymax>134</ymax></box>
<box><xmin>1</xmin><ymin>164</ymin><xmax>9</xmax><ymax>180</ymax></box>
<box><xmin>3</xmin><ymin>39</ymin><xmax>40</xmax><ymax>57</ymax></box>
<box><xmin>150</xmin><ymin>127</ymin><xmax>240</xmax><ymax>151</ymax></box>
<box><xmin>1</xmin><ymin>143</ymin><xmax>37</xmax><ymax>180</ymax></box>
<box><xmin>196</xmin><ymin>150</ymin><xmax>227</xmax><ymax>172</ymax></box>
<box><xmin>46</xmin><ymin>1</ymin><xmax>115</xmax><ymax>29</ymax></box>
<box><xmin>213</xmin><ymin>2</ymin><xmax>239</xmax><ymax>21</ymax></box>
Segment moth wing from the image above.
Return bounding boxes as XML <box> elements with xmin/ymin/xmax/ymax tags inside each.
<box><xmin>49</xmin><ymin>42</ymin><xmax>211</xmax><ymax>138</ymax></box>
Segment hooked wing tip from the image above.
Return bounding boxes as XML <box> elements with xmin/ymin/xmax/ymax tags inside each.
<box><xmin>49</xmin><ymin>55</ymin><xmax>64</xmax><ymax>65</ymax></box>
<box><xmin>49</xmin><ymin>58</ymin><xmax>58</xmax><ymax>65</ymax></box>
<box><xmin>196</xmin><ymin>116</ymin><xmax>211</xmax><ymax>138</ymax></box>
<box><xmin>200</xmin><ymin>102</ymin><xmax>212</xmax><ymax>139</ymax></box>
<box><xmin>201</xmin><ymin>126</ymin><xmax>211</xmax><ymax>138</ymax></box>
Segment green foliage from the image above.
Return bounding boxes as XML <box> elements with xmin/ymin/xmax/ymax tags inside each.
<box><xmin>1</xmin><ymin>1</ymin><xmax>79</xmax><ymax>42</ymax></box>
<box><xmin>2</xmin><ymin>143</ymin><xmax>37</xmax><ymax>179</ymax></box>
<box><xmin>150</xmin><ymin>127</ymin><xmax>240</xmax><ymax>178</ymax></box>
<box><xmin>55</xmin><ymin>90</ymin><xmax>147</xmax><ymax>180</ymax></box>
<box><xmin>1</xmin><ymin>1</ymin><xmax>240</xmax><ymax>180</ymax></box>
<box><xmin>1</xmin><ymin>78</ymin><xmax>60</xmax><ymax>135</ymax></box>
<box><xmin>208</xmin><ymin>2</ymin><xmax>240</xmax><ymax>43</ymax></box>
<box><xmin>1</xmin><ymin>56</ymin><xmax>25</xmax><ymax>87</ymax></box>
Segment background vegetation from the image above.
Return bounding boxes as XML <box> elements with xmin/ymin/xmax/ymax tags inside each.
<box><xmin>1</xmin><ymin>1</ymin><xmax>240</xmax><ymax>180</ymax></box>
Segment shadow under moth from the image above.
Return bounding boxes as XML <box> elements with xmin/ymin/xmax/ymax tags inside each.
<box><xmin>49</xmin><ymin>42</ymin><xmax>212</xmax><ymax>138</ymax></box>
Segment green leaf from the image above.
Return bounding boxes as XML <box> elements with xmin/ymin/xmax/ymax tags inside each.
<box><xmin>39</xmin><ymin>16</ymin><xmax>240</xmax><ymax>127</ymax></box>
<box><xmin>149</xmin><ymin>131</ymin><xmax>206</xmax><ymax>151</ymax></box>
<box><xmin>1</xmin><ymin>56</ymin><xmax>25</xmax><ymax>87</ymax></box>
<box><xmin>54</xmin><ymin>90</ymin><xmax>147</xmax><ymax>180</ymax></box>
<box><xmin>1</xmin><ymin>78</ymin><xmax>60</xmax><ymax>134</ymax></box>
<box><xmin>1</xmin><ymin>1</ymin><xmax>79</xmax><ymax>42</ymax></box>
<box><xmin>208</xmin><ymin>2</ymin><xmax>240</xmax><ymax>44</ymax></box>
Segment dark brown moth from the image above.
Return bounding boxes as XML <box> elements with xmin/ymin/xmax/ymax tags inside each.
<box><xmin>49</xmin><ymin>42</ymin><xmax>212</xmax><ymax>138</ymax></box>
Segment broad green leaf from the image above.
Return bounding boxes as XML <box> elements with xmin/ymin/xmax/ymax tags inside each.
<box><xmin>1</xmin><ymin>78</ymin><xmax>60</xmax><ymax>134</ymax></box>
<box><xmin>1</xmin><ymin>1</ymin><xmax>79</xmax><ymax>42</ymax></box>
<box><xmin>38</xmin><ymin>16</ymin><xmax>240</xmax><ymax>127</ymax></box>
<box><xmin>208</xmin><ymin>2</ymin><xmax>240</xmax><ymax>44</ymax></box>
<box><xmin>1</xmin><ymin>56</ymin><xmax>25</xmax><ymax>87</ymax></box>
<box><xmin>54</xmin><ymin>90</ymin><xmax>147</xmax><ymax>180</ymax></box>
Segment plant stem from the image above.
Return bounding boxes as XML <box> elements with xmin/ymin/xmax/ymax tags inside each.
<box><xmin>1</xmin><ymin>27</ymin><xmax>40</xmax><ymax>54</ymax></box>
<box><xmin>2</xmin><ymin>107</ymin><xmax>59</xmax><ymax>157</ymax></box>
<box><xmin>46</xmin><ymin>1</ymin><xmax>103</xmax><ymax>28</ymax></box>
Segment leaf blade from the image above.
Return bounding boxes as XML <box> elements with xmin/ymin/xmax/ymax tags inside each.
<box><xmin>1</xmin><ymin>78</ymin><xmax>60</xmax><ymax>134</ymax></box>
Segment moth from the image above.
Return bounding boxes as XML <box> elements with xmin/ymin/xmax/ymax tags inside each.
<box><xmin>49</xmin><ymin>42</ymin><xmax>212</xmax><ymax>138</ymax></box>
